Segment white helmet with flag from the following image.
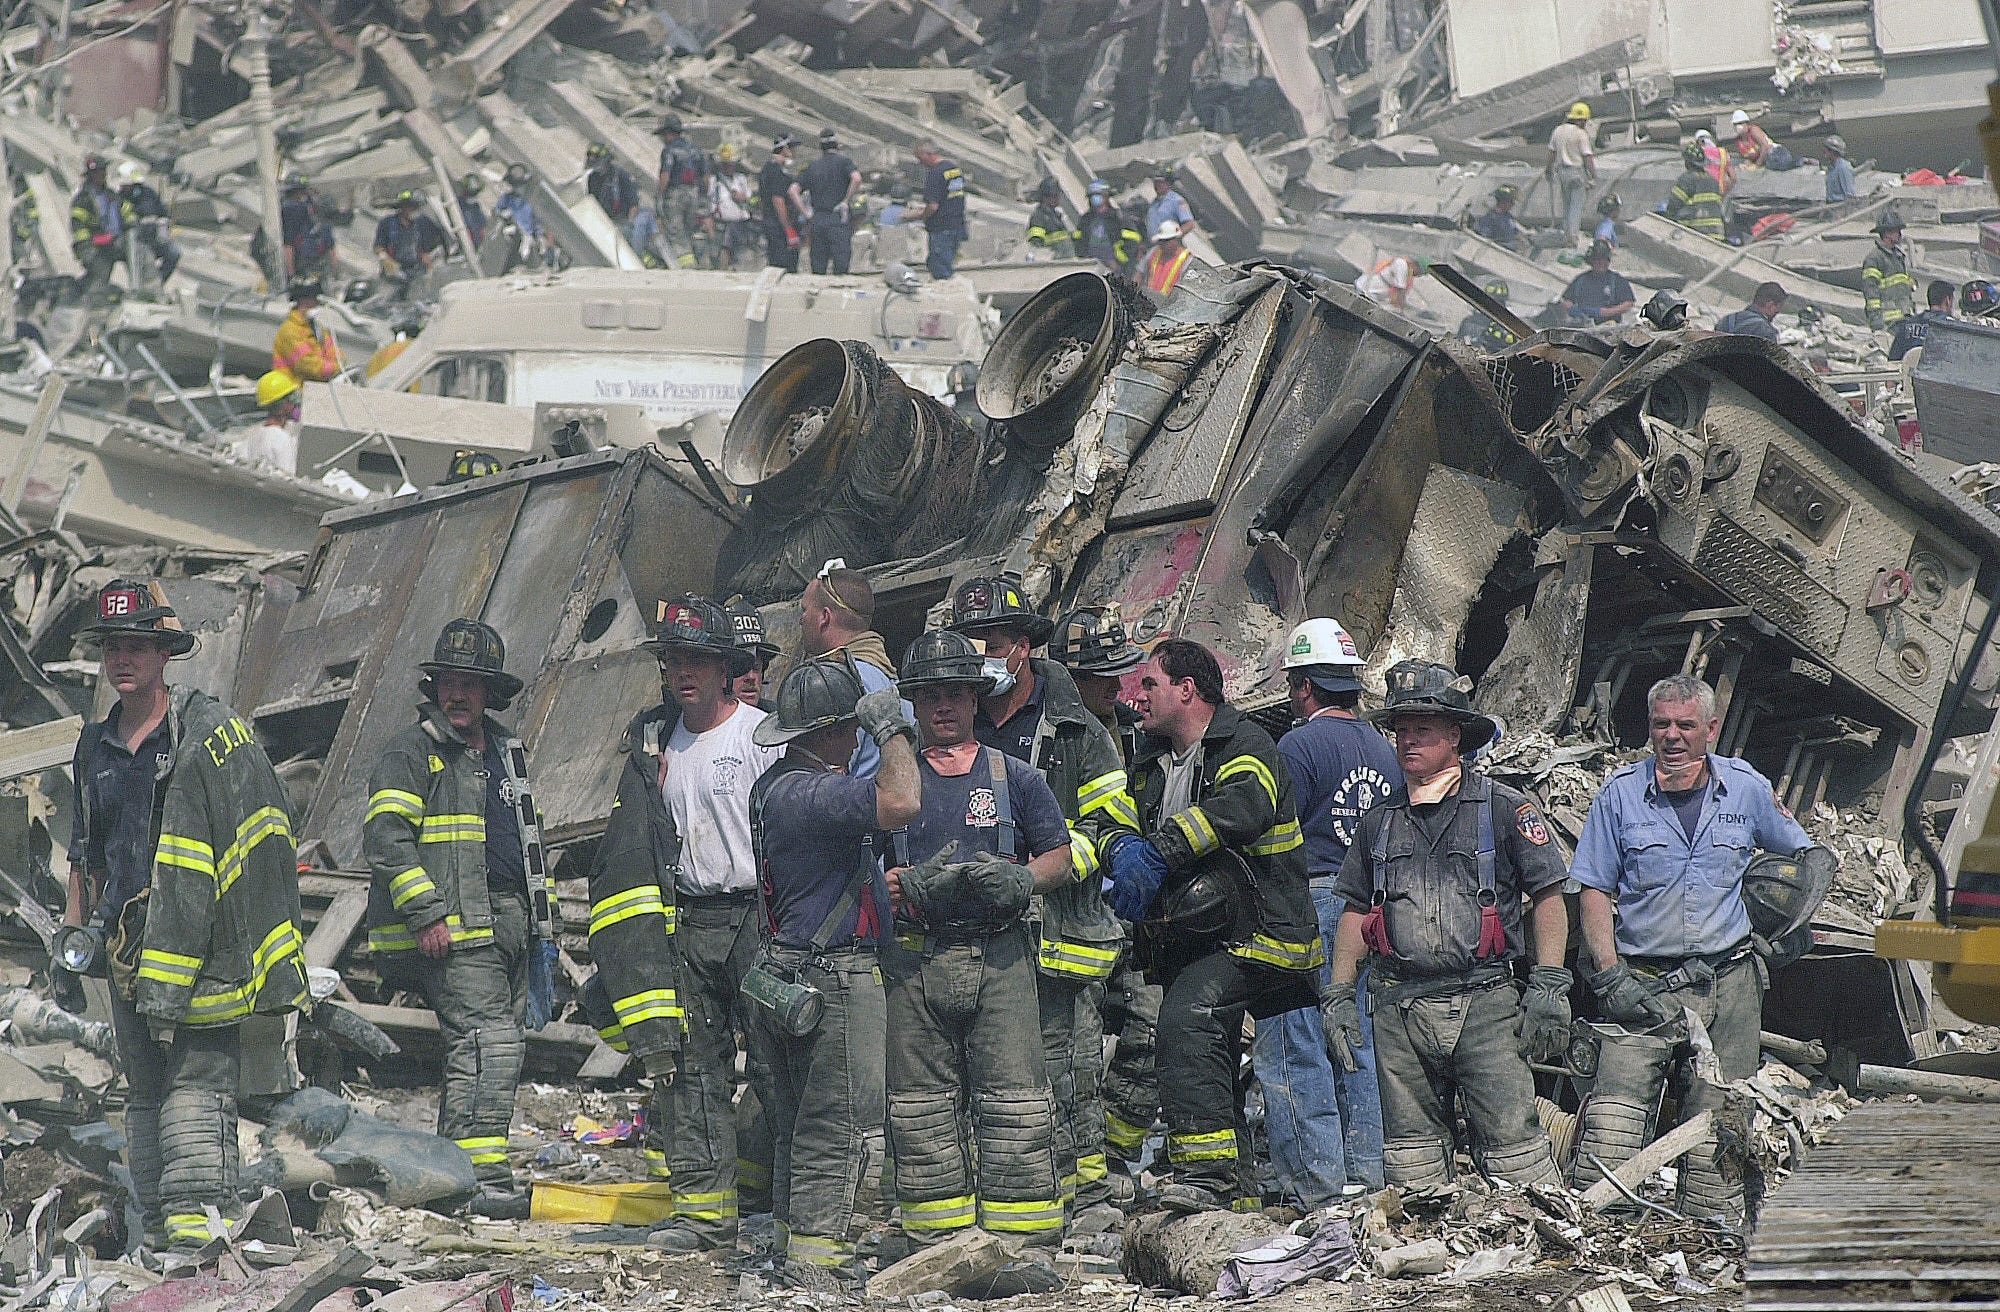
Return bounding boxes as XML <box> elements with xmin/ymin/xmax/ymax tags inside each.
<box><xmin>1282</xmin><ymin>618</ymin><xmax>1365</xmax><ymax>694</ymax></box>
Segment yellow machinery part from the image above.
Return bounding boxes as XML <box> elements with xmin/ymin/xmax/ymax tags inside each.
<box><xmin>1875</xmin><ymin>921</ymin><xmax>2000</xmax><ymax>1024</ymax></box>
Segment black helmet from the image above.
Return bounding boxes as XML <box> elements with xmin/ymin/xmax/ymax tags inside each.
<box><xmin>1365</xmin><ymin>659</ymin><xmax>1498</xmax><ymax>751</ymax></box>
<box><xmin>395</xmin><ymin>187</ymin><xmax>421</xmax><ymax>207</ymax></box>
<box><xmin>1038</xmin><ymin>178</ymin><xmax>1063</xmax><ymax>200</ymax></box>
<box><xmin>444</xmin><ymin>449</ymin><xmax>501</xmax><ymax>483</ymax></box>
<box><xmin>79</xmin><ymin>578</ymin><xmax>196</xmax><ymax>656</ymax></box>
<box><xmin>286</xmin><ymin>274</ymin><xmax>323</xmax><ymax>302</ymax></box>
<box><xmin>459</xmin><ymin>172</ymin><xmax>484</xmax><ymax>194</ymax></box>
<box><xmin>586</xmin><ymin>143</ymin><xmax>610</xmax><ymax>161</ymax></box>
<box><xmin>1586</xmin><ymin>237</ymin><xmax>1614</xmax><ymax>262</ymax></box>
<box><xmin>1742</xmin><ymin>848</ymin><xmax>1838</xmax><ymax>971</ymax></box>
<box><xmin>898</xmin><ymin>629</ymin><xmax>994</xmax><ymax>695</ymax></box>
<box><xmin>725</xmin><ymin>595</ymin><xmax>782</xmax><ymax>664</ymax></box>
<box><xmin>505</xmin><ymin>163</ymin><xmax>532</xmax><ymax>186</ymax></box>
<box><xmin>660</xmin><ymin>112</ymin><xmax>685</xmax><ymax>135</ymax></box>
<box><xmin>1872</xmin><ymin>209</ymin><xmax>1905</xmax><ymax>235</ymax></box>
<box><xmin>647</xmin><ymin>594</ymin><xmax>752</xmax><ymax>674</ymax></box>
<box><xmin>284</xmin><ymin>171</ymin><xmax>310</xmax><ymax>192</ymax></box>
<box><xmin>1481</xmin><ymin>277</ymin><xmax>1510</xmax><ymax>304</ymax></box>
<box><xmin>752</xmin><ymin>653</ymin><xmax>865</xmax><ymax>747</ymax></box>
<box><xmin>1145</xmin><ymin>851</ymin><xmax>1251</xmax><ymax>944</ymax></box>
<box><xmin>1961</xmin><ymin>279</ymin><xmax>2000</xmax><ymax>316</ymax></box>
<box><xmin>773</xmin><ymin>133</ymin><xmax>800</xmax><ymax>153</ymax></box>
<box><xmin>1492</xmin><ymin>184</ymin><xmax>1519</xmax><ymax>203</ymax></box>
<box><xmin>1682</xmin><ymin>142</ymin><xmax>1707</xmax><ymax>169</ymax></box>
<box><xmin>419</xmin><ymin>618</ymin><xmax>523</xmax><ymax>709</ymax></box>
<box><xmin>1596</xmin><ymin>193</ymin><xmax>1622</xmax><ymax>215</ymax></box>
<box><xmin>947</xmin><ymin>575</ymin><xmax>1053</xmax><ymax>645</ymax></box>
<box><xmin>1050</xmin><ymin>605</ymin><xmax>1145</xmax><ymax>675</ymax></box>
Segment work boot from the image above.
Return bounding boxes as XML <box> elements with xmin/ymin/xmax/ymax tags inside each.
<box><xmin>965</xmin><ymin>1250</ymin><xmax>1060</xmax><ymax>1298</ymax></box>
<box><xmin>648</xmin><ymin>1222</ymin><xmax>722</xmax><ymax>1254</ymax></box>
<box><xmin>1156</xmin><ymin>1180</ymin><xmax>1230</xmax><ymax>1215</ymax></box>
<box><xmin>466</xmin><ymin>1186</ymin><xmax>530</xmax><ymax>1220</ymax></box>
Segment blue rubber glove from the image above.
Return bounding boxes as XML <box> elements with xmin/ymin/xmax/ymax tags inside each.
<box><xmin>1104</xmin><ymin>835</ymin><xmax>1169</xmax><ymax>922</ymax></box>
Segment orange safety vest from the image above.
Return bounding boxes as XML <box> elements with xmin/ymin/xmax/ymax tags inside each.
<box><xmin>1143</xmin><ymin>246</ymin><xmax>1192</xmax><ymax>295</ymax></box>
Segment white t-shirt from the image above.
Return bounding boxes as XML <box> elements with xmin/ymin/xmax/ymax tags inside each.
<box><xmin>1549</xmin><ymin>122</ymin><xmax>1593</xmax><ymax>170</ymax></box>
<box><xmin>1163</xmin><ymin>744</ymin><xmax>1205</xmax><ymax>818</ymax></box>
<box><xmin>662</xmin><ymin>702</ymin><xmax>784</xmax><ymax>895</ymax></box>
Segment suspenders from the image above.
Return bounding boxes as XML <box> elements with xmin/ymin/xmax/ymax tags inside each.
<box><xmin>892</xmin><ymin>746</ymin><xmax>1018</xmax><ymax>868</ymax></box>
<box><xmin>1361</xmin><ymin>789</ymin><xmax>1503</xmax><ymax>960</ymax></box>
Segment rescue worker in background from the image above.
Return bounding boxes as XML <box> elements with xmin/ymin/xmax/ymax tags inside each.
<box><xmin>1251</xmin><ymin>620</ymin><xmax>1394</xmax><ymax>1206</ymax></box>
<box><xmin>1324</xmin><ymin>660</ymin><xmax>1570</xmax><ymax>1192</ymax></box>
<box><xmin>800</xmin><ymin>129</ymin><xmax>861</xmax><ymax>276</ymax></box>
<box><xmin>1546</xmin><ymin>102</ymin><xmax>1597</xmax><ymax>246</ymax></box>
<box><xmin>1472</xmin><ymin>185</ymin><xmax>1523</xmax><ymax>251</ymax></box>
<box><xmin>495</xmin><ymin>164</ymin><xmax>540</xmax><ymax>244</ymax></box>
<box><xmin>1145</xmin><ymin>168</ymin><xmax>1195</xmax><ymax>244</ymax></box>
<box><xmin>244</xmin><ymin>370</ymin><xmax>303</xmax><ymax>475</ymax></box>
<box><xmin>1890</xmin><ymin>280</ymin><xmax>1958</xmax><ymax>362</ymax></box>
<box><xmin>70</xmin><ymin>155</ymin><xmax>128</xmax><ymax>297</ymax></box>
<box><xmin>63</xmin><ymin>581</ymin><xmax>306</xmax><ymax>1251</ymax></box>
<box><xmin>885</xmin><ymin>630</ymin><xmax>1072</xmax><ymax>1254</ymax></box>
<box><xmin>1715</xmin><ymin>281</ymin><xmax>1787</xmax><ymax>341</ymax></box>
<box><xmin>1692</xmin><ymin>128</ymin><xmax>1736</xmax><ymax>198</ymax></box>
<box><xmin>761</xmin><ymin>134</ymin><xmax>804</xmax><ymax>272</ymax></box>
<box><xmin>115</xmin><ymin>162</ymin><xmax>180</xmax><ymax>284</ymax></box>
<box><xmin>281</xmin><ymin>173</ymin><xmax>337</xmax><ymax>279</ymax></box>
<box><xmin>456</xmin><ymin>173</ymin><xmax>488</xmax><ymax>248</ymax></box>
<box><xmin>1822</xmin><ymin>135</ymin><xmax>1857</xmax><ymax>203</ymax></box>
<box><xmin>746</xmin><ymin>659</ymin><xmax>921</xmax><ymax>1285</ymax></box>
<box><xmin>708</xmin><ymin>144</ymin><xmax>756</xmax><ymax>270</ymax></box>
<box><xmin>585</xmin><ymin>143</ymin><xmax>643</xmax><ymax>258</ymax></box>
<box><xmin>726</xmin><ymin>596</ymin><xmax>782</xmax><ymax>707</ymax></box>
<box><xmin>1664</xmin><ymin>142</ymin><xmax>1726</xmax><ymax>240</ymax></box>
<box><xmin>1964</xmin><ymin>279</ymin><xmax>2000</xmax><ymax>320</ymax></box>
<box><xmin>1593</xmin><ymin>193</ymin><xmax>1622</xmax><ymax>248</ymax></box>
<box><xmin>636</xmin><ymin>597</ymin><xmax>780</xmax><ymax>1253</ymax></box>
<box><xmin>797</xmin><ymin>563</ymin><xmax>901</xmax><ymax>778</ymax></box>
<box><xmin>1076</xmin><ymin>179</ymin><xmax>1141</xmax><ymax>275</ymax></box>
<box><xmin>365</xmin><ymin>620</ymin><xmax>553</xmax><ymax>1209</ymax></box>
<box><xmin>374</xmin><ymin>190</ymin><xmax>445</xmax><ymax>297</ymax></box>
<box><xmin>1455</xmin><ymin>278</ymin><xmax>1520</xmax><ymax>351</ymax></box>
<box><xmin>1048</xmin><ymin>607</ymin><xmax>1154</xmax><ymax>1203</ymax></box>
<box><xmin>1026</xmin><ymin>180</ymin><xmax>1075</xmax><ymax>258</ymax></box>
<box><xmin>1862</xmin><ymin>209</ymin><xmax>1916</xmax><ymax>333</ymax></box>
<box><xmin>1731</xmin><ymin>109</ymin><xmax>1795</xmax><ymax>170</ymax></box>
<box><xmin>912</xmin><ymin>142</ymin><xmax>968</xmax><ymax>280</ymax></box>
<box><xmin>272</xmin><ymin>275</ymin><xmax>344</xmax><ymax>383</ymax></box>
<box><xmin>1558</xmin><ymin>239</ymin><xmax>1636</xmax><ymax>327</ymax></box>
<box><xmin>1140</xmin><ymin>221</ymin><xmax>1193</xmax><ymax>297</ymax></box>
<box><xmin>656</xmin><ymin>114</ymin><xmax>710</xmax><ymax>269</ymax></box>
<box><xmin>1569</xmin><ymin>674</ymin><xmax>1821</xmax><ymax>1224</ymax></box>
<box><xmin>1110</xmin><ymin>638</ymin><xmax>1324</xmax><ymax>1214</ymax></box>
<box><xmin>950</xmin><ymin>579</ymin><xmax>1137</xmax><ymax>1217</ymax></box>
<box><xmin>367</xmin><ymin>307</ymin><xmax>425</xmax><ymax>381</ymax></box>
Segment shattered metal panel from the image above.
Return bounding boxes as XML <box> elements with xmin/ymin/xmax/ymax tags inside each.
<box><xmin>1361</xmin><ymin>465</ymin><xmax>1528</xmax><ymax>682</ymax></box>
<box><xmin>1475</xmin><ymin>532</ymin><xmax>1595</xmax><ymax>734</ymax></box>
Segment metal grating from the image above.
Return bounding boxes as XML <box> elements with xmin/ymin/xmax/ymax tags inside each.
<box><xmin>1692</xmin><ymin>513</ymin><xmax>1850</xmax><ymax>657</ymax></box>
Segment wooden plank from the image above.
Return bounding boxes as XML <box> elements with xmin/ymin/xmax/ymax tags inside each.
<box><xmin>303</xmin><ymin>889</ymin><xmax>368</xmax><ymax>970</ymax></box>
<box><xmin>0</xmin><ymin>716</ymin><xmax>80</xmax><ymax>781</ymax></box>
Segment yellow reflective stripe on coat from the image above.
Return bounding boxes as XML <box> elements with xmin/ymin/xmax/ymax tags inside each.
<box><xmin>902</xmin><ymin>1195</ymin><xmax>976</xmax><ymax>1230</ymax></box>
<box><xmin>596</xmin><ymin>1018</ymin><xmax>629</xmax><ymax>1051</ymax></box>
<box><xmin>389</xmin><ymin>866</ymin><xmax>436</xmax><ymax>909</ymax></box>
<box><xmin>1169</xmin><ymin>806</ymin><xmax>1220</xmax><ymax>857</ymax></box>
<box><xmin>185</xmin><ymin>920</ymin><xmax>305</xmax><ymax>1022</ymax></box>
<box><xmin>1038</xmin><ymin>937</ymin><xmax>1118</xmax><ymax>979</ymax></box>
<box><xmin>420</xmin><ymin>813</ymin><xmax>485</xmax><ymax>843</ymax></box>
<box><xmin>1167</xmin><ymin>1127</ymin><xmax>1238</xmax><ymax>1162</ymax></box>
<box><xmin>980</xmin><ymin>1197</ymin><xmax>1063</xmax><ymax>1232</ymax></box>
<box><xmin>590</xmin><ymin>885</ymin><xmax>673</xmax><ymax>935</ymax></box>
<box><xmin>366</xmin><ymin>788</ymin><xmax>424</xmax><ymax>823</ymax></box>
<box><xmin>368</xmin><ymin>913</ymin><xmax>494</xmax><ymax>953</ymax></box>
<box><xmin>1247</xmin><ymin>819</ymin><xmax>1303</xmax><ymax>856</ymax></box>
<box><xmin>612</xmin><ymin>987</ymin><xmax>683</xmax><ymax>1025</ymax></box>
<box><xmin>218</xmin><ymin>806</ymin><xmax>293</xmax><ymax>895</ymax></box>
<box><xmin>137</xmin><ymin>947</ymin><xmax>202</xmax><ymax>987</ymax></box>
<box><xmin>1214</xmin><ymin>754</ymin><xmax>1280</xmax><ymax>810</ymax></box>
<box><xmin>1229</xmin><ymin>932</ymin><xmax>1325</xmax><ymax>971</ymax></box>
<box><xmin>456</xmin><ymin>1135</ymin><xmax>509</xmax><ymax>1166</ymax></box>
<box><xmin>1078</xmin><ymin>770</ymin><xmax>1139</xmax><ymax>829</ymax></box>
<box><xmin>156</xmin><ymin>833</ymin><xmax>217</xmax><ymax>880</ymax></box>
<box><xmin>1068</xmin><ymin>826</ymin><xmax>1100</xmax><ymax>880</ymax></box>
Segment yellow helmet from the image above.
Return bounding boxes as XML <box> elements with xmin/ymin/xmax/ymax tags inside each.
<box><xmin>717</xmin><ymin>141</ymin><xmax>740</xmax><ymax>163</ymax></box>
<box><xmin>257</xmin><ymin>369</ymin><xmax>302</xmax><ymax>408</ymax></box>
<box><xmin>1567</xmin><ymin>101</ymin><xmax>1592</xmax><ymax>121</ymax></box>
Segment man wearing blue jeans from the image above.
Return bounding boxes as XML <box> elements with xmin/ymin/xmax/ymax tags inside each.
<box><xmin>1252</xmin><ymin>620</ymin><xmax>1394</xmax><ymax>1205</ymax></box>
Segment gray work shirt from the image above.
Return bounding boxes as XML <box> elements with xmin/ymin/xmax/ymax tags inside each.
<box><xmin>1569</xmin><ymin>754</ymin><xmax>1811</xmax><ymax>959</ymax></box>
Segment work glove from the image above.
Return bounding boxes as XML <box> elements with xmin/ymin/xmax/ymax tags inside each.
<box><xmin>1103</xmin><ymin>835</ymin><xmax>1168</xmax><ymax>922</ymax></box>
<box><xmin>1517</xmin><ymin>965</ymin><xmax>1574</xmax><ymax>1063</ymax></box>
<box><xmin>855</xmin><ymin>688</ymin><xmax>916</xmax><ymax>749</ymax></box>
<box><xmin>1587</xmin><ymin>961</ymin><xmax>1673</xmax><ymax>1031</ymax></box>
<box><xmin>892</xmin><ymin>840</ymin><xmax>961</xmax><ymax>923</ymax></box>
<box><xmin>959</xmin><ymin>852</ymin><xmax>1034</xmax><ymax>925</ymax></box>
<box><xmin>1320</xmin><ymin>979</ymin><xmax>1364</xmax><ymax>1075</ymax></box>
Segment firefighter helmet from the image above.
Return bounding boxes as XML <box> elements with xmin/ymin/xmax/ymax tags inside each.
<box><xmin>1366</xmin><ymin>659</ymin><xmax>1498</xmax><ymax>750</ymax></box>
<box><xmin>1050</xmin><ymin>605</ymin><xmax>1145</xmax><ymax>675</ymax></box>
<box><xmin>947</xmin><ymin>574</ymin><xmax>1054</xmax><ymax>645</ymax></box>
<box><xmin>444</xmin><ymin>449</ymin><xmax>501</xmax><ymax>483</ymax></box>
<box><xmin>79</xmin><ymin>578</ymin><xmax>196</xmax><ymax>656</ymax></box>
<box><xmin>897</xmin><ymin>629</ymin><xmax>994</xmax><ymax>695</ymax></box>
<box><xmin>419</xmin><ymin>618</ymin><xmax>522</xmax><ymax>709</ymax></box>
<box><xmin>753</xmin><ymin>653</ymin><xmax>866</xmax><ymax>747</ymax></box>
<box><xmin>647</xmin><ymin>594</ymin><xmax>752</xmax><ymax>674</ymax></box>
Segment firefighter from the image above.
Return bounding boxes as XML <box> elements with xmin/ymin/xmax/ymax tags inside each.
<box><xmin>70</xmin><ymin>154</ymin><xmax>129</xmax><ymax>298</ymax></box>
<box><xmin>1456</xmin><ymin>278</ymin><xmax>1521</xmax><ymax>351</ymax></box>
<box><xmin>1472</xmin><ymin>185</ymin><xmax>1523</xmax><ymax>250</ymax></box>
<box><xmin>364</xmin><ymin>620</ymin><xmax>555</xmax><ymax>1207</ymax></box>
<box><xmin>745</xmin><ymin>659</ymin><xmax>920</xmax><ymax>1284</ymax></box>
<box><xmin>1109</xmin><ymin>638</ymin><xmax>1323</xmax><ymax>1213</ymax></box>
<box><xmin>1048</xmin><ymin>606</ymin><xmax>1154</xmax><ymax>1203</ymax></box>
<box><xmin>1324</xmin><ymin>660</ymin><xmax>1569</xmax><ymax>1191</ymax></box>
<box><xmin>64</xmin><ymin>580</ymin><xmax>306</xmax><ymax>1250</ymax></box>
<box><xmin>1663</xmin><ymin>142</ymin><xmax>1725</xmax><ymax>240</ymax></box>
<box><xmin>1568</xmin><ymin>674</ymin><xmax>1824</xmax><ymax>1225</ymax></box>
<box><xmin>656</xmin><ymin>114</ymin><xmax>710</xmax><ymax>269</ymax></box>
<box><xmin>281</xmin><ymin>173</ymin><xmax>337</xmax><ymax>280</ymax></box>
<box><xmin>885</xmin><ymin>630</ymin><xmax>1072</xmax><ymax>1251</ymax></box>
<box><xmin>374</xmin><ymin>189</ymin><xmax>446</xmax><ymax>298</ymax></box>
<box><xmin>271</xmin><ymin>275</ymin><xmax>344</xmax><ymax>383</ymax></box>
<box><xmin>1862</xmin><ymin>209</ymin><xmax>1917</xmax><ymax>333</ymax></box>
<box><xmin>114</xmin><ymin>162</ymin><xmax>180</xmax><ymax>284</ymax></box>
<box><xmin>1076</xmin><ymin>180</ymin><xmax>1141</xmax><ymax>275</ymax></box>
<box><xmin>495</xmin><ymin>164</ymin><xmax>540</xmax><ymax>242</ymax></box>
<box><xmin>911</xmin><ymin>142</ymin><xmax>967</xmax><ymax>280</ymax></box>
<box><xmin>726</xmin><ymin>596</ymin><xmax>782</xmax><ymax>707</ymax></box>
<box><xmin>949</xmin><ymin>579</ymin><xmax>1137</xmax><ymax>1216</ymax></box>
<box><xmin>1025</xmin><ymin>180</ymin><xmax>1075</xmax><ymax>258</ymax></box>
<box><xmin>457</xmin><ymin>173</ymin><xmax>488</xmax><ymax>248</ymax></box>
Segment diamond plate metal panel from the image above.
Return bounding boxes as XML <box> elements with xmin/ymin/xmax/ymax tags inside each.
<box><xmin>1694</xmin><ymin>514</ymin><xmax>1850</xmax><ymax>656</ymax></box>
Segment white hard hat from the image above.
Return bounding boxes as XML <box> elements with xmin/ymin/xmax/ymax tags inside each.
<box><xmin>1282</xmin><ymin>618</ymin><xmax>1365</xmax><ymax>672</ymax></box>
<box><xmin>1730</xmin><ymin>110</ymin><xmax>1750</xmax><ymax>126</ymax></box>
<box><xmin>1152</xmin><ymin>219</ymin><xmax>1181</xmax><ymax>241</ymax></box>
<box><xmin>115</xmin><ymin>160</ymin><xmax>145</xmax><ymax>187</ymax></box>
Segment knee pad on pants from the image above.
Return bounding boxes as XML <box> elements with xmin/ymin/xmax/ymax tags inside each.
<box><xmin>972</xmin><ymin>1088</ymin><xmax>1056</xmax><ymax>1196</ymax></box>
<box><xmin>125</xmin><ymin>1104</ymin><xmax>164</xmax><ymax>1220</ymax></box>
<box><xmin>1482</xmin><ymin>1134</ymin><xmax>1559</xmax><ymax>1188</ymax></box>
<box><xmin>470</xmin><ymin>1027</ymin><xmax>526</xmax><ymax>1129</ymax></box>
<box><xmin>888</xmin><ymin>1091</ymin><xmax>964</xmax><ymax>1197</ymax></box>
<box><xmin>1382</xmin><ymin>1136</ymin><xmax>1451</xmax><ymax>1189</ymax></box>
<box><xmin>159</xmin><ymin>1088</ymin><xmax>238</xmax><ymax>1204</ymax></box>
<box><xmin>1572</xmin><ymin>1095</ymin><xmax>1654</xmax><ymax>1185</ymax></box>
<box><xmin>1676</xmin><ymin>1135</ymin><xmax>1745</xmax><ymax>1225</ymax></box>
